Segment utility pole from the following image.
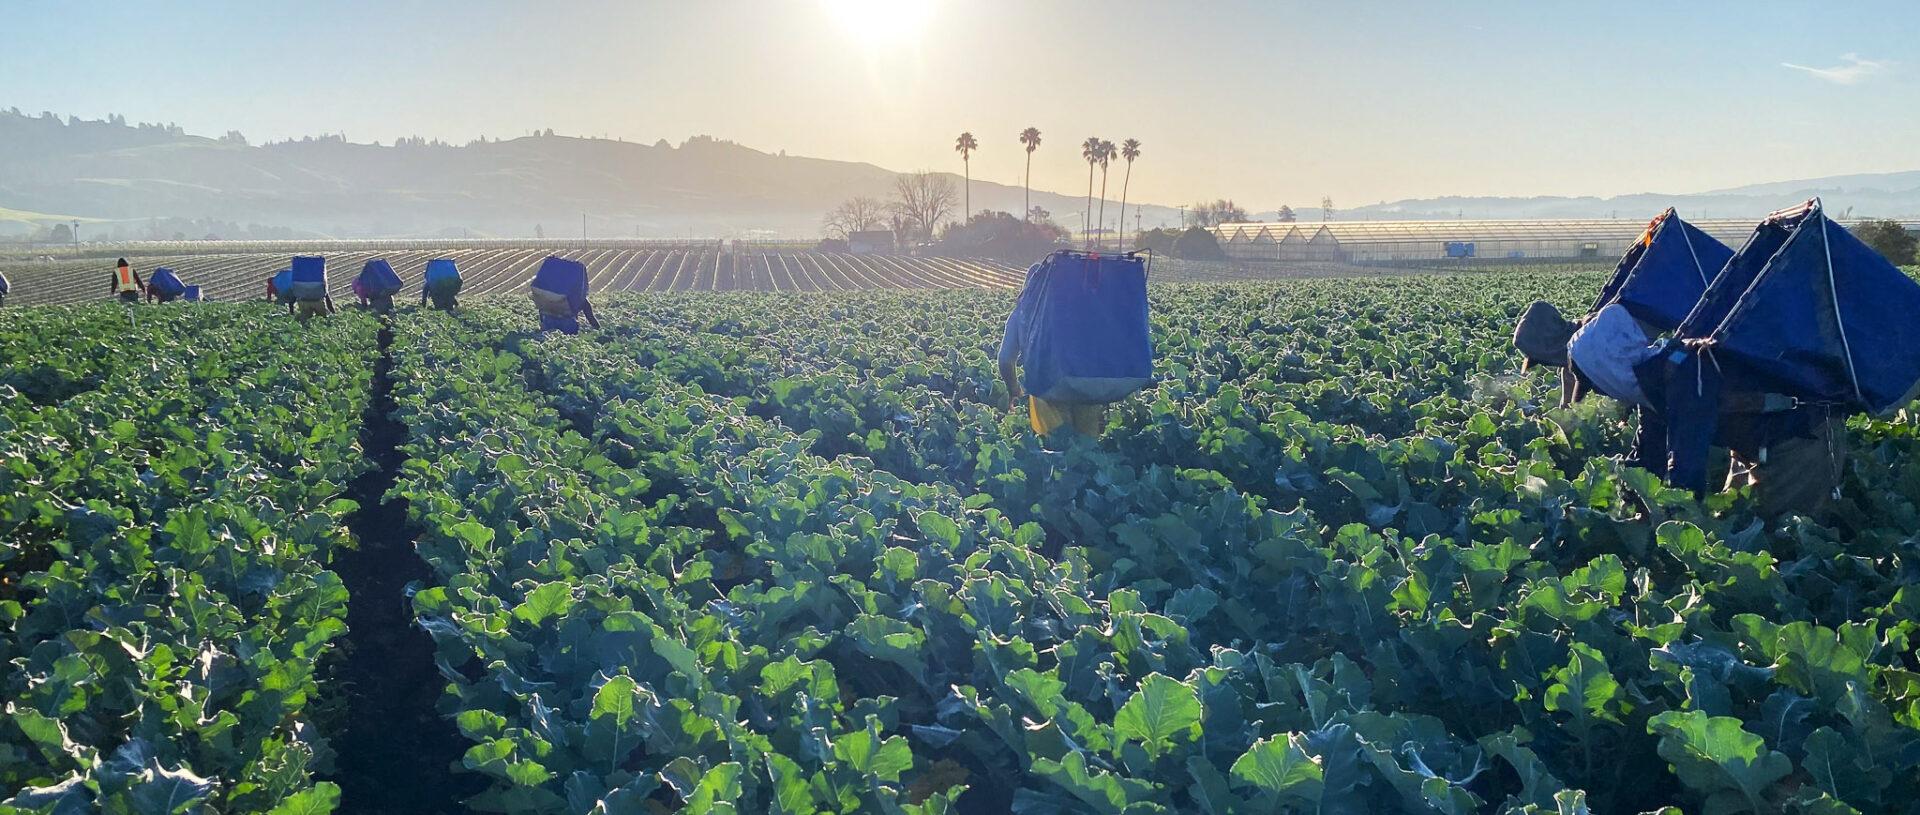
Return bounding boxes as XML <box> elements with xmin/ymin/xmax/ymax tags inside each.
<box><xmin>71</xmin><ymin>220</ymin><xmax>79</xmax><ymax>251</ymax></box>
<box><xmin>1177</xmin><ymin>205</ymin><xmax>1186</xmax><ymax>229</ymax></box>
<box><xmin>582</xmin><ymin>213</ymin><xmax>587</xmax><ymax>240</ymax></box>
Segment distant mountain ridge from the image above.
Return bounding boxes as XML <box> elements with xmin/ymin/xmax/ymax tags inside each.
<box><xmin>7</xmin><ymin>111</ymin><xmax>1916</xmax><ymax>238</ymax></box>
<box><xmin>0</xmin><ymin>111</ymin><xmax>1179</xmax><ymax>240</ymax></box>
<box><xmin>1309</xmin><ymin>171</ymin><xmax>1920</xmax><ymax>223</ymax></box>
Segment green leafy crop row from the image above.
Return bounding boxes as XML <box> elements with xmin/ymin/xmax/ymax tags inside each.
<box><xmin>3</xmin><ymin>270</ymin><xmax>1916</xmax><ymax>814</ymax></box>
<box><xmin>384</xmin><ymin>275</ymin><xmax>1919</xmax><ymax>815</ymax></box>
<box><xmin>1</xmin><ymin>305</ymin><xmax>378</xmax><ymax>813</ymax></box>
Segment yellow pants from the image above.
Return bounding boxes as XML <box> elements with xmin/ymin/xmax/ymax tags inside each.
<box><xmin>1030</xmin><ymin>397</ymin><xmax>1107</xmax><ymax>435</ymax></box>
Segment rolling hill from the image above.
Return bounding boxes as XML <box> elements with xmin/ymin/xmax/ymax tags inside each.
<box><xmin>1320</xmin><ymin>171</ymin><xmax>1920</xmax><ymax>222</ymax></box>
<box><xmin>0</xmin><ymin>111</ymin><xmax>1177</xmax><ymax>240</ymax></box>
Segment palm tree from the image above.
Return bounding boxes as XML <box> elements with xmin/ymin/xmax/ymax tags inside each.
<box><xmin>1117</xmin><ymin>139</ymin><xmax>1141</xmax><ymax>251</ymax></box>
<box><xmin>1019</xmin><ymin>127</ymin><xmax>1042</xmax><ymax>221</ymax></box>
<box><xmin>1081</xmin><ymin>136</ymin><xmax>1102</xmax><ymax>249</ymax></box>
<box><xmin>1096</xmin><ymin>140</ymin><xmax>1117</xmax><ymax>250</ymax></box>
<box><xmin>954</xmin><ymin>132</ymin><xmax>978</xmax><ymax>225</ymax></box>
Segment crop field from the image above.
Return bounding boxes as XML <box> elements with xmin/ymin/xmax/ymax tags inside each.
<box><xmin>0</xmin><ymin>248</ymin><xmax>1032</xmax><ymax>306</ymax></box>
<box><xmin>0</xmin><ymin>249</ymin><xmax>1529</xmax><ymax>307</ymax></box>
<box><xmin>3</xmin><ymin>272</ymin><xmax>1918</xmax><ymax>814</ymax></box>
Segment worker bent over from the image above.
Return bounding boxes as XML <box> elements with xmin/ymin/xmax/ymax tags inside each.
<box><xmin>1516</xmin><ymin>300</ymin><xmax>1845</xmax><ymax>519</ymax></box>
<box><xmin>529</xmin><ymin>256</ymin><xmax>601</xmax><ymax>335</ymax></box>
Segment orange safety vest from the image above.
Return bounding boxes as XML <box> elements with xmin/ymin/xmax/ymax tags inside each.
<box><xmin>115</xmin><ymin>266</ymin><xmax>138</xmax><ymax>293</ymax></box>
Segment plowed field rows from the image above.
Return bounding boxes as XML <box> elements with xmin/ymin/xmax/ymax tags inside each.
<box><xmin>0</xmin><ymin>249</ymin><xmax>1026</xmax><ymax>306</ymax></box>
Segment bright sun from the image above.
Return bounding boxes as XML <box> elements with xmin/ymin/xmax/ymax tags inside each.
<box><xmin>825</xmin><ymin>0</ymin><xmax>936</xmax><ymax>46</ymax></box>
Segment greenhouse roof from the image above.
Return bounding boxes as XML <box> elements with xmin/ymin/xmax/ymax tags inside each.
<box><xmin>1211</xmin><ymin>218</ymin><xmax>1818</xmax><ymax>247</ymax></box>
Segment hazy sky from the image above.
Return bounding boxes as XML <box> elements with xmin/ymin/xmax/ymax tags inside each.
<box><xmin>5</xmin><ymin>1</ymin><xmax>1917</xmax><ymax>211</ymax></box>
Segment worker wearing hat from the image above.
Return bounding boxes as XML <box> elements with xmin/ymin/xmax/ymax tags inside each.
<box><xmin>109</xmin><ymin>258</ymin><xmax>144</xmax><ymax>303</ymax></box>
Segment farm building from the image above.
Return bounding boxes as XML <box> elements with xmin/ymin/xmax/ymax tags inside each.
<box><xmin>1213</xmin><ymin>218</ymin><xmax>1769</xmax><ymax>263</ymax></box>
<box><xmin>848</xmin><ymin>230</ymin><xmax>896</xmax><ymax>255</ymax></box>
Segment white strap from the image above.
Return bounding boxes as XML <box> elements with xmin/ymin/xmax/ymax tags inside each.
<box><xmin>1677</xmin><ymin>220</ymin><xmax>1709</xmax><ymax>288</ymax></box>
<box><xmin>1819</xmin><ymin>214</ymin><xmax>1867</xmax><ymax>407</ymax></box>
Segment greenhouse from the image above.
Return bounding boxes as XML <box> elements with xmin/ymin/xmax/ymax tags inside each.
<box><xmin>1213</xmin><ymin>218</ymin><xmax>1764</xmax><ymax>263</ymax></box>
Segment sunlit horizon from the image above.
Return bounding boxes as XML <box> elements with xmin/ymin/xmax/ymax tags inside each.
<box><xmin>4</xmin><ymin>1</ymin><xmax>1918</xmax><ymax>212</ymax></box>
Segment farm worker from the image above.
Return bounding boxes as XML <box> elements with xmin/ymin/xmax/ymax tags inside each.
<box><xmin>291</xmin><ymin>291</ymin><xmax>337</xmax><ymax>321</ymax></box>
<box><xmin>286</xmin><ymin>256</ymin><xmax>335</xmax><ymax>322</ymax></box>
<box><xmin>529</xmin><ymin>256</ymin><xmax>600</xmax><ymax>335</ymax></box>
<box><xmin>998</xmin><ymin>264</ymin><xmax>1105</xmax><ymax>435</ymax></box>
<box><xmin>1514</xmin><ymin>301</ymin><xmax>1843</xmax><ymax>518</ymax></box>
<box><xmin>146</xmin><ymin>268</ymin><xmax>188</xmax><ymax>303</ymax></box>
<box><xmin>421</xmin><ymin>258</ymin><xmax>463</xmax><ymax>311</ymax></box>
<box><xmin>355</xmin><ymin>259</ymin><xmax>403</xmax><ymax>314</ymax></box>
<box><xmin>110</xmin><ymin>258</ymin><xmax>144</xmax><ymax>303</ymax></box>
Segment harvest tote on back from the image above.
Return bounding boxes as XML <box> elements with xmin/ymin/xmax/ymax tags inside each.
<box><xmin>1592</xmin><ymin>208</ymin><xmax>1733</xmax><ymax>333</ymax></box>
<box><xmin>1016</xmin><ymin>250</ymin><xmax>1153</xmax><ymax>405</ymax></box>
<box><xmin>360</xmin><ymin>259</ymin><xmax>404</xmax><ymax>296</ymax></box>
<box><xmin>530</xmin><ymin>257</ymin><xmax>588</xmax><ymax>319</ymax></box>
<box><xmin>289</xmin><ymin>256</ymin><xmax>328</xmax><ymax>302</ymax></box>
<box><xmin>1678</xmin><ymin>199</ymin><xmax>1920</xmax><ymax>415</ymax></box>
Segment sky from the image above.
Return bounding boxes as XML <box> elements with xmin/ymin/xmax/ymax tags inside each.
<box><xmin>4</xmin><ymin>0</ymin><xmax>1918</xmax><ymax>212</ymax></box>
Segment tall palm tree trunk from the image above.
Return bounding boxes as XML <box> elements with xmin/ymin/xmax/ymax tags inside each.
<box><xmin>1098</xmin><ymin>169</ymin><xmax>1110</xmax><ymax>251</ymax></box>
<box><xmin>1024</xmin><ymin>153</ymin><xmax>1033</xmax><ymax>221</ymax></box>
<box><xmin>963</xmin><ymin>157</ymin><xmax>971</xmax><ymax>224</ymax></box>
<box><xmin>1085</xmin><ymin>167</ymin><xmax>1095</xmax><ymax>251</ymax></box>
<box><xmin>1119</xmin><ymin>164</ymin><xmax>1133</xmax><ymax>251</ymax></box>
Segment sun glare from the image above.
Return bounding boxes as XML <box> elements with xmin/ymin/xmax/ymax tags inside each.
<box><xmin>825</xmin><ymin>0</ymin><xmax>935</xmax><ymax>46</ymax></box>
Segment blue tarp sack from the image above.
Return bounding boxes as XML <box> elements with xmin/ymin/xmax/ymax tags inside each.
<box><xmin>272</xmin><ymin>269</ymin><xmax>294</xmax><ymax>303</ymax></box>
<box><xmin>1678</xmin><ymin>199</ymin><xmax>1920</xmax><ymax>414</ymax></box>
<box><xmin>360</xmin><ymin>259</ymin><xmax>404</xmax><ymax>296</ymax></box>
<box><xmin>289</xmin><ymin>256</ymin><xmax>328</xmax><ymax>302</ymax></box>
<box><xmin>530</xmin><ymin>256</ymin><xmax>587</xmax><ymax>320</ymax></box>
<box><xmin>1017</xmin><ymin>250</ymin><xmax>1153</xmax><ymax>404</ymax></box>
<box><xmin>183</xmin><ymin>286</ymin><xmax>202</xmax><ymax>302</ymax></box>
<box><xmin>148</xmin><ymin>268</ymin><xmax>186</xmax><ymax>297</ymax></box>
<box><xmin>424</xmin><ymin>258</ymin><xmax>462</xmax><ymax>294</ymax></box>
<box><xmin>1592</xmin><ymin>208</ymin><xmax>1733</xmax><ymax>333</ymax></box>
<box><xmin>1657</xmin><ymin>199</ymin><xmax>1920</xmax><ymax>493</ymax></box>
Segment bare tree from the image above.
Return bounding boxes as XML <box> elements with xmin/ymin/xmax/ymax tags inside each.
<box><xmin>821</xmin><ymin>196</ymin><xmax>889</xmax><ymax>240</ymax></box>
<box><xmin>1190</xmin><ymin>199</ymin><xmax>1250</xmax><ymax>228</ymax></box>
<box><xmin>889</xmin><ymin>171</ymin><xmax>957</xmax><ymax>242</ymax></box>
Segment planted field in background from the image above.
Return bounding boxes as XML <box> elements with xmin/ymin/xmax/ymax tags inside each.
<box><xmin>0</xmin><ymin>250</ymin><xmax>1030</xmax><ymax>307</ymax></box>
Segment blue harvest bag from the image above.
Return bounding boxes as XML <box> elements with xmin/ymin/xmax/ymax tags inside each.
<box><xmin>1018</xmin><ymin>250</ymin><xmax>1153</xmax><ymax>404</ymax></box>
<box><xmin>289</xmin><ymin>256</ymin><xmax>328</xmax><ymax>302</ymax></box>
<box><xmin>1592</xmin><ymin>209</ymin><xmax>1733</xmax><ymax>333</ymax></box>
<box><xmin>530</xmin><ymin>256</ymin><xmax>588</xmax><ymax>319</ymax></box>
<box><xmin>360</xmin><ymin>259</ymin><xmax>404</xmax><ymax>296</ymax></box>
<box><xmin>148</xmin><ymin>268</ymin><xmax>187</xmax><ymax>297</ymax></box>
<box><xmin>425</xmin><ymin>258</ymin><xmax>462</xmax><ymax>294</ymax></box>
<box><xmin>1686</xmin><ymin>201</ymin><xmax>1920</xmax><ymax>415</ymax></box>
